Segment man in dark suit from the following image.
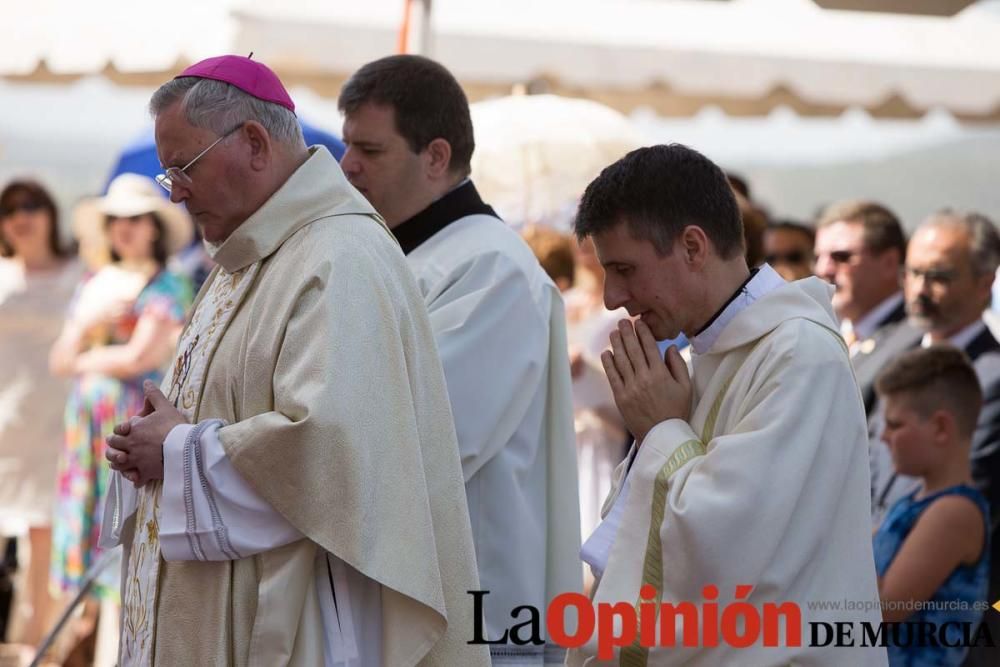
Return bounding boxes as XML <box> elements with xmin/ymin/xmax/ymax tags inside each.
<box><xmin>872</xmin><ymin>213</ymin><xmax>1000</xmax><ymax>517</ymax></box>
<box><xmin>814</xmin><ymin>200</ymin><xmax>917</xmax><ymax>415</ymax></box>
<box><xmin>868</xmin><ymin>211</ymin><xmax>1000</xmax><ymax>664</ymax></box>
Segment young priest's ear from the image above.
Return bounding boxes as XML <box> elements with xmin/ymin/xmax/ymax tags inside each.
<box><xmin>679</xmin><ymin>225</ymin><xmax>710</xmax><ymax>270</ymax></box>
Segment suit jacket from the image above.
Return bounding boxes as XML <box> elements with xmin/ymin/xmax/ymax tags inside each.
<box><xmin>965</xmin><ymin>328</ymin><xmax>1000</xmax><ymax>539</ymax></box>
<box><xmin>851</xmin><ymin>299</ymin><xmax>922</xmax><ymax>417</ymax></box>
<box><xmin>957</xmin><ymin>328</ymin><xmax>1000</xmax><ymax>667</ymax></box>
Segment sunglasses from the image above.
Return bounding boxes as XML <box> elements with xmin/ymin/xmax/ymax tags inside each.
<box><xmin>0</xmin><ymin>202</ymin><xmax>44</xmax><ymax>217</ymax></box>
<box><xmin>766</xmin><ymin>251</ymin><xmax>809</xmax><ymax>265</ymax></box>
<box><xmin>815</xmin><ymin>249</ymin><xmax>861</xmax><ymax>266</ymax></box>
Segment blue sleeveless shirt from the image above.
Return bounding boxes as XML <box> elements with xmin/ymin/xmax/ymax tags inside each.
<box><xmin>872</xmin><ymin>485</ymin><xmax>990</xmax><ymax>666</ymax></box>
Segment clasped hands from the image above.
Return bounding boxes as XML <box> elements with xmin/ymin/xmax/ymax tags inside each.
<box><xmin>601</xmin><ymin>319</ymin><xmax>692</xmax><ymax>445</ymax></box>
<box><xmin>105</xmin><ymin>380</ymin><xmax>187</xmax><ymax>487</ymax></box>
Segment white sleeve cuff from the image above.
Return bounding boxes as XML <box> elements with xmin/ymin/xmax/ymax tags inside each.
<box><xmin>580</xmin><ymin>418</ymin><xmax>701</xmax><ymax>578</ymax></box>
<box><xmin>160</xmin><ymin>423</ymin><xmax>194</xmax><ymax>557</ymax></box>
<box><xmin>160</xmin><ymin>420</ymin><xmax>236</xmax><ymax>562</ymax></box>
<box><xmin>639</xmin><ymin>418</ymin><xmax>701</xmax><ymax>460</ymax></box>
<box><xmin>159</xmin><ymin>419</ymin><xmax>303</xmax><ymax>562</ymax></box>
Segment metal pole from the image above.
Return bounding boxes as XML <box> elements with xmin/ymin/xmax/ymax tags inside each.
<box><xmin>410</xmin><ymin>0</ymin><xmax>433</xmax><ymax>56</ymax></box>
<box><xmin>397</xmin><ymin>0</ymin><xmax>412</xmax><ymax>53</ymax></box>
<box><xmin>29</xmin><ymin>549</ymin><xmax>118</xmax><ymax>667</ymax></box>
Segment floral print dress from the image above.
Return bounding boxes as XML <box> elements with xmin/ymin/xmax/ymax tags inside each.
<box><xmin>51</xmin><ymin>268</ymin><xmax>191</xmax><ymax>599</ymax></box>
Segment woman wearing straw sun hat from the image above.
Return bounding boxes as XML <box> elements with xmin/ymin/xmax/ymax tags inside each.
<box><xmin>72</xmin><ymin>173</ymin><xmax>194</xmax><ymax>271</ymax></box>
<box><xmin>47</xmin><ymin>173</ymin><xmax>193</xmax><ymax>654</ymax></box>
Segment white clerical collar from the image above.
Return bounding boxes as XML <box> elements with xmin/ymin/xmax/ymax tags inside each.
<box><xmin>921</xmin><ymin>319</ymin><xmax>986</xmax><ymax>350</ymax></box>
<box><xmin>690</xmin><ymin>264</ymin><xmax>787</xmax><ymax>356</ymax></box>
<box><xmin>843</xmin><ymin>292</ymin><xmax>903</xmax><ymax>342</ymax></box>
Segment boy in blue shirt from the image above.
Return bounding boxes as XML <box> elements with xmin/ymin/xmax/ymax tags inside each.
<box><xmin>874</xmin><ymin>345</ymin><xmax>990</xmax><ymax>666</ymax></box>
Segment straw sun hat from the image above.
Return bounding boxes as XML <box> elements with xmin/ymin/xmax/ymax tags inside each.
<box><xmin>73</xmin><ymin>173</ymin><xmax>193</xmax><ymax>267</ymax></box>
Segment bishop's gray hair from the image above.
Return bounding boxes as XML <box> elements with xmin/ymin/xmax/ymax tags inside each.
<box><xmin>149</xmin><ymin>77</ymin><xmax>304</xmax><ymax>147</ymax></box>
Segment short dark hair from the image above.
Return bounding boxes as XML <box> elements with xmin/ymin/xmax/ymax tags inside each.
<box><xmin>875</xmin><ymin>345</ymin><xmax>983</xmax><ymax>439</ymax></box>
<box><xmin>0</xmin><ymin>180</ymin><xmax>65</xmax><ymax>258</ymax></box>
<box><xmin>769</xmin><ymin>219</ymin><xmax>815</xmax><ymax>245</ymax></box>
<box><xmin>735</xmin><ymin>190</ymin><xmax>767</xmax><ymax>268</ymax></box>
<box><xmin>726</xmin><ymin>172</ymin><xmax>750</xmax><ymax>200</ymax></box>
<box><xmin>338</xmin><ymin>55</ymin><xmax>475</xmax><ymax>177</ymax></box>
<box><xmin>574</xmin><ymin>144</ymin><xmax>744</xmax><ymax>259</ymax></box>
<box><xmin>106</xmin><ymin>212</ymin><xmax>169</xmax><ymax>267</ymax></box>
<box><xmin>816</xmin><ymin>200</ymin><xmax>906</xmax><ymax>263</ymax></box>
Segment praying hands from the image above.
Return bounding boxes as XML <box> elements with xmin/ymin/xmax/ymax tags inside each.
<box><xmin>106</xmin><ymin>379</ymin><xmax>187</xmax><ymax>487</ymax></box>
<box><xmin>601</xmin><ymin>319</ymin><xmax>692</xmax><ymax>445</ymax></box>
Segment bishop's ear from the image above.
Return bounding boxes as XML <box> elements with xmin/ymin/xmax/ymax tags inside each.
<box><xmin>243</xmin><ymin>121</ymin><xmax>273</xmax><ymax>171</ymax></box>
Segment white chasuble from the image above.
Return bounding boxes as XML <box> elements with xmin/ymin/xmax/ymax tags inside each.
<box><xmin>101</xmin><ymin>146</ymin><xmax>489</xmax><ymax>667</ymax></box>
<box><xmin>570</xmin><ymin>269</ymin><xmax>887</xmax><ymax>666</ymax></box>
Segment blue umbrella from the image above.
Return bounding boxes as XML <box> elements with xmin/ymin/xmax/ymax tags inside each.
<box><xmin>106</xmin><ymin>119</ymin><xmax>345</xmax><ymax>192</ymax></box>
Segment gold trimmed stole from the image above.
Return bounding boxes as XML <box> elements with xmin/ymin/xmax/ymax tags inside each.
<box><xmin>120</xmin><ymin>265</ymin><xmax>260</xmax><ymax>666</ymax></box>
<box><xmin>620</xmin><ymin>339</ymin><xmax>762</xmax><ymax>667</ymax></box>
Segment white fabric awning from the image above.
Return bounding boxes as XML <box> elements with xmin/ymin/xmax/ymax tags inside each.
<box><xmin>1</xmin><ymin>0</ymin><xmax>236</xmax><ymax>75</ymax></box>
<box><xmin>4</xmin><ymin>0</ymin><xmax>1000</xmax><ymax>118</ymax></box>
<box><xmin>231</xmin><ymin>0</ymin><xmax>1000</xmax><ymax>118</ymax></box>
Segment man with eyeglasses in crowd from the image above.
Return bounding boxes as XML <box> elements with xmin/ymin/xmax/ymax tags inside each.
<box><xmin>868</xmin><ymin>211</ymin><xmax>1000</xmax><ymax>666</ymax></box>
<box><xmin>813</xmin><ymin>200</ymin><xmax>918</xmax><ymax>416</ymax></box>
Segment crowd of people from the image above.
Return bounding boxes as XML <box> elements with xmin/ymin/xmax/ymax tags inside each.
<box><xmin>0</xmin><ymin>52</ymin><xmax>997</xmax><ymax>667</ymax></box>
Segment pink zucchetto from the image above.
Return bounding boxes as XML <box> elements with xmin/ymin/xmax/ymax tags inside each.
<box><xmin>177</xmin><ymin>55</ymin><xmax>295</xmax><ymax>113</ymax></box>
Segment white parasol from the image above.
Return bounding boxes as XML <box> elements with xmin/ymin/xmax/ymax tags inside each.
<box><xmin>470</xmin><ymin>94</ymin><xmax>645</xmax><ymax>229</ymax></box>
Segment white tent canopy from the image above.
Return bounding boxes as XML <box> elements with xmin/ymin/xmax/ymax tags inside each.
<box><xmin>232</xmin><ymin>0</ymin><xmax>1000</xmax><ymax>117</ymax></box>
<box><xmin>5</xmin><ymin>1</ymin><xmax>1000</xmax><ymax>118</ymax></box>
<box><xmin>1</xmin><ymin>0</ymin><xmax>236</xmax><ymax>75</ymax></box>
